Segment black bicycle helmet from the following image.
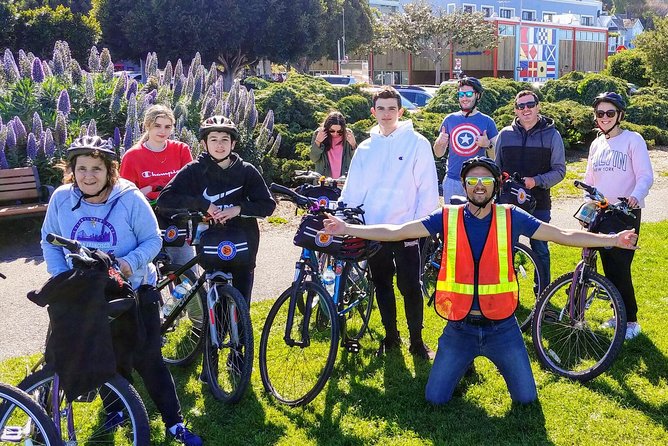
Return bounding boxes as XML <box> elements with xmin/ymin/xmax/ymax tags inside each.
<box><xmin>460</xmin><ymin>156</ymin><xmax>502</xmax><ymax>197</ymax></box>
<box><xmin>592</xmin><ymin>92</ymin><xmax>626</xmax><ymax>112</ymax></box>
<box><xmin>199</xmin><ymin>115</ymin><xmax>239</xmax><ymax>142</ymax></box>
<box><xmin>66</xmin><ymin>136</ymin><xmax>116</xmax><ymax>161</ymax></box>
<box><xmin>592</xmin><ymin>92</ymin><xmax>626</xmax><ymax>138</ymax></box>
<box><xmin>458</xmin><ymin>76</ymin><xmax>484</xmax><ymax>95</ymax></box>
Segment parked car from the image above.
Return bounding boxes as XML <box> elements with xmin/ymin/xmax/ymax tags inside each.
<box><xmin>392</xmin><ymin>85</ymin><xmax>434</xmax><ymax>107</ymax></box>
<box><xmin>362</xmin><ymin>86</ymin><xmax>418</xmax><ymax>113</ymax></box>
<box><xmin>113</xmin><ymin>70</ymin><xmax>142</xmax><ymax>82</ymax></box>
<box><xmin>317</xmin><ymin>74</ymin><xmax>357</xmax><ymax>86</ymax></box>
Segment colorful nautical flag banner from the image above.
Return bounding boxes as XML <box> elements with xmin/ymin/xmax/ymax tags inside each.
<box><xmin>518</xmin><ymin>26</ymin><xmax>558</xmax><ymax>82</ymax></box>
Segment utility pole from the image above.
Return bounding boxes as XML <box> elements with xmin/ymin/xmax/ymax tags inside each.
<box><xmin>342</xmin><ymin>8</ymin><xmax>347</xmax><ymax>62</ymax></box>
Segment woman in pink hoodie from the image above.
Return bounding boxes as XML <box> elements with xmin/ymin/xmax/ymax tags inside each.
<box><xmin>310</xmin><ymin>111</ymin><xmax>357</xmax><ymax>179</ymax></box>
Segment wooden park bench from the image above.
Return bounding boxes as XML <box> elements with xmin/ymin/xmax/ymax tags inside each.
<box><xmin>0</xmin><ymin>167</ymin><xmax>54</xmax><ymax>220</ymax></box>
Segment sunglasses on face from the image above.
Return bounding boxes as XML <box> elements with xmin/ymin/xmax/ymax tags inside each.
<box><xmin>595</xmin><ymin>109</ymin><xmax>618</xmax><ymax>118</ymax></box>
<box><xmin>515</xmin><ymin>101</ymin><xmax>537</xmax><ymax>110</ymax></box>
<box><xmin>465</xmin><ymin>176</ymin><xmax>495</xmax><ymax>187</ymax></box>
<box><xmin>458</xmin><ymin>91</ymin><xmax>475</xmax><ymax>98</ymax></box>
<box><xmin>328</xmin><ymin>129</ymin><xmax>344</xmax><ymax>135</ymax></box>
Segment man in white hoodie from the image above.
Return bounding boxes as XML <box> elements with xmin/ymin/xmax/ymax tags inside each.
<box><xmin>340</xmin><ymin>87</ymin><xmax>439</xmax><ymax>359</ymax></box>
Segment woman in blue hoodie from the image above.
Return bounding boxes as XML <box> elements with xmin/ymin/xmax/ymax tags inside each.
<box><xmin>41</xmin><ymin>136</ymin><xmax>203</xmax><ymax>446</ymax></box>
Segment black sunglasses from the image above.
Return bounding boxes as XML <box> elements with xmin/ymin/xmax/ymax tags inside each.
<box><xmin>328</xmin><ymin>129</ymin><xmax>344</xmax><ymax>135</ymax></box>
<box><xmin>515</xmin><ymin>101</ymin><xmax>537</xmax><ymax>110</ymax></box>
<box><xmin>595</xmin><ymin>110</ymin><xmax>618</xmax><ymax>118</ymax></box>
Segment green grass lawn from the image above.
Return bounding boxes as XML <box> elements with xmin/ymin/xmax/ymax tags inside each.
<box><xmin>2</xmin><ymin>221</ymin><xmax>667</xmax><ymax>445</ymax></box>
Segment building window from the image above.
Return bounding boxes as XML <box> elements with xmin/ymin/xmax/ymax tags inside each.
<box><xmin>521</xmin><ymin>10</ymin><xmax>536</xmax><ymax>21</ymax></box>
<box><xmin>481</xmin><ymin>6</ymin><xmax>493</xmax><ymax>18</ymax></box>
<box><xmin>499</xmin><ymin>8</ymin><xmax>512</xmax><ymax>19</ymax></box>
<box><xmin>447</xmin><ymin>4</ymin><xmax>455</xmax><ymax>13</ymax></box>
<box><xmin>499</xmin><ymin>25</ymin><xmax>515</xmax><ymax>36</ymax></box>
<box><xmin>463</xmin><ymin>4</ymin><xmax>474</xmax><ymax>13</ymax></box>
<box><xmin>581</xmin><ymin>16</ymin><xmax>593</xmax><ymax>26</ymax></box>
<box><xmin>543</xmin><ymin>12</ymin><xmax>554</xmax><ymax>23</ymax></box>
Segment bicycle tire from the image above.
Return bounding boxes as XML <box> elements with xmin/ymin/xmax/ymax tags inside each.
<box><xmin>0</xmin><ymin>382</ymin><xmax>60</xmax><ymax>445</ymax></box>
<box><xmin>259</xmin><ymin>281</ymin><xmax>339</xmax><ymax>407</ymax></box>
<box><xmin>17</xmin><ymin>369</ymin><xmax>150</xmax><ymax>446</ymax></box>
<box><xmin>532</xmin><ymin>270</ymin><xmax>627</xmax><ymax>382</ymax></box>
<box><xmin>203</xmin><ymin>284</ymin><xmax>253</xmax><ymax>404</ymax></box>
<box><xmin>513</xmin><ymin>243</ymin><xmax>544</xmax><ymax>333</ymax></box>
<box><xmin>158</xmin><ymin>264</ymin><xmax>206</xmax><ymax>366</ymax></box>
<box><xmin>340</xmin><ymin>260</ymin><xmax>374</xmax><ymax>342</ymax></box>
<box><xmin>420</xmin><ymin>235</ymin><xmax>440</xmax><ymax>302</ymax></box>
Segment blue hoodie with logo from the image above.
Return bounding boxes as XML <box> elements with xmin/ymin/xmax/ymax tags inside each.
<box><xmin>41</xmin><ymin>178</ymin><xmax>161</xmax><ymax>289</ymax></box>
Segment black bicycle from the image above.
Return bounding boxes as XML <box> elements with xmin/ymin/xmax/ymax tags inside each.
<box><xmin>0</xmin><ymin>381</ymin><xmax>62</xmax><ymax>445</ymax></box>
<box><xmin>16</xmin><ymin>235</ymin><xmax>150</xmax><ymax>445</ymax></box>
<box><xmin>154</xmin><ymin>209</ymin><xmax>253</xmax><ymax>403</ymax></box>
<box><xmin>532</xmin><ymin>181</ymin><xmax>630</xmax><ymax>382</ymax></box>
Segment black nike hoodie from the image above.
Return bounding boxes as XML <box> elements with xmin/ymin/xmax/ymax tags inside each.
<box><xmin>157</xmin><ymin>152</ymin><xmax>276</xmax><ymax>266</ymax></box>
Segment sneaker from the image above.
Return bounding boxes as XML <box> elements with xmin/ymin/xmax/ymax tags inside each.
<box><xmin>169</xmin><ymin>424</ymin><xmax>203</xmax><ymax>446</ymax></box>
<box><xmin>103</xmin><ymin>411</ymin><xmax>126</xmax><ymax>431</ymax></box>
<box><xmin>625</xmin><ymin>322</ymin><xmax>641</xmax><ymax>340</ymax></box>
<box><xmin>600</xmin><ymin>318</ymin><xmax>617</xmax><ymax>329</ymax></box>
<box><xmin>376</xmin><ymin>335</ymin><xmax>402</xmax><ymax>357</ymax></box>
<box><xmin>408</xmin><ymin>341</ymin><xmax>436</xmax><ymax>361</ymax></box>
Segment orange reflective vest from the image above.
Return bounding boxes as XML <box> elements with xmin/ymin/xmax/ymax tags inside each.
<box><xmin>434</xmin><ymin>204</ymin><xmax>518</xmax><ymax>321</ymax></box>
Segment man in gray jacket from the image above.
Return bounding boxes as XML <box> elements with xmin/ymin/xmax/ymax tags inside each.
<box><xmin>495</xmin><ymin>90</ymin><xmax>566</xmax><ymax>287</ymax></box>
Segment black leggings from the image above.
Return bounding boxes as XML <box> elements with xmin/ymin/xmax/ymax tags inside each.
<box><xmin>598</xmin><ymin>208</ymin><xmax>642</xmax><ymax>322</ymax></box>
<box><xmin>367</xmin><ymin>239</ymin><xmax>424</xmax><ymax>342</ymax></box>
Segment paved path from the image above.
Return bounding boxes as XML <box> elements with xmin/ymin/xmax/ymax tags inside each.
<box><xmin>2</xmin><ymin>149</ymin><xmax>667</xmax><ymax>360</ymax></box>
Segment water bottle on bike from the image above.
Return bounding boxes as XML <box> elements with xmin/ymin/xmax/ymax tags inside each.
<box><xmin>163</xmin><ymin>278</ymin><xmax>193</xmax><ymax>317</ymax></box>
<box><xmin>322</xmin><ymin>266</ymin><xmax>336</xmax><ymax>296</ymax></box>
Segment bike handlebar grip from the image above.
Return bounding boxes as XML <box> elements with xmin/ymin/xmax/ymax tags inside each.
<box><xmin>269</xmin><ymin>183</ymin><xmax>313</xmax><ymax>207</ymax></box>
<box><xmin>46</xmin><ymin>233</ymin><xmax>82</xmax><ymax>253</ymax></box>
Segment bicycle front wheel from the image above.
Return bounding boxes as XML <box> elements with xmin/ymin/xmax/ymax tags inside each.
<box><xmin>203</xmin><ymin>284</ymin><xmax>253</xmax><ymax>404</ymax></box>
<box><xmin>17</xmin><ymin>369</ymin><xmax>150</xmax><ymax>446</ymax></box>
<box><xmin>340</xmin><ymin>260</ymin><xmax>374</xmax><ymax>342</ymax></box>
<box><xmin>0</xmin><ymin>382</ymin><xmax>60</xmax><ymax>445</ymax></box>
<box><xmin>259</xmin><ymin>281</ymin><xmax>339</xmax><ymax>407</ymax></box>
<box><xmin>532</xmin><ymin>270</ymin><xmax>627</xmax><ymax>382</ymax></box>
<box><xmin>513</xmin><ymin>243</ymin><xmax>544</xmax><ymax>332</ymax></box>
<box><xmin>159</xmin><ymin>264</ymin><xmax>206</xmax><ymax>366</ymax></box>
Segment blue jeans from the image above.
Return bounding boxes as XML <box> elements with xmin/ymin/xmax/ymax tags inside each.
<box><xmin>443</xmin><ymin>177</ymin><xmax>466</xmax><ymax>204</ymax></box>
<box><xmin>425</xmin><ymin>317</ymin><xmax>537</xmax><ymax>404</ymax></box>
<box><xmin>530</xmin><ymin>209</ymin><xmax>551</xmax><ymax>285</ymax></box>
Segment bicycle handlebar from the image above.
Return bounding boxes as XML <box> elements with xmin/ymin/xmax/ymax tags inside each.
<box><xmin>573</xmin><ymin>181</ymin><xmax>635</xmax><ymax>216</ymax></box>
<box><xmin>270</xmin><ymin>182</ymin><xmax>365</xmax><ymax>218</ymax></box>
<box><xmin>154</xmin><ymin>207</ymin><xmax>207</xmax><ymax>222</ymax></box>
<box><xmin>46</xmin><ymin>233</ymin><xmax>86</xmax><ymax>254</ymax></box>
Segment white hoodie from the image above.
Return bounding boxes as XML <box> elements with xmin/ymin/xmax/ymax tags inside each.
<box><xmin>340</xmin><ymin>120</ymin><xmax>439</xmax><ymax>225</ymax></box>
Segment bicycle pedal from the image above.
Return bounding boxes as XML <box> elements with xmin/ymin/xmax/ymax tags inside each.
<box><xmin>343</xmin><ymin>339</ymin><xmax>361</xmax><ymax>353</ymax></box>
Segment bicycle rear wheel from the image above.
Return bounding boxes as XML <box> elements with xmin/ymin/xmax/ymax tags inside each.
<box><xmin>203</xmin><ymin>284</ymin><xmax>253</xmax><ymax>404</ymax></box>
<box><xmin>532</xmin><ymin>270</ymin><xmax>626</xmax><ymax>382</ymax></box>
<box><xmin>340</xmin><ymin>260</ymin><xmax>374</xmax><ymax>343</ymax></box>
<box><xmin>0</xmin><ymin>382</ymin><xmax>60</xmax><ymax>445</ymax></box>
<box><xmin>513</xmin><ymin>243</ymin><xmax>544</xmax><ymax>332</ymax></box>
<box><xmin>158</xmin><ymin>264</ymin><xmax>206</xmax><ymax>366</ymax></box>
<box><xmin>17</xmin><ymin>369</ymin><xmax>150</xmax><ymax>446</ymax></box>
<box><xmin>259</xmin><ymin>281</ymin><xmax>339</xmax><ymax>407</ymax></box>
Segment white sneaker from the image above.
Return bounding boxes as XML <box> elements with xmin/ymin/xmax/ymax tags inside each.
<box><xmin>625</xmin><ymin>322</ymin><xmax>641</xmax><ymax>340</ymax></box>
<box><xmin>600</xmin><ymin>318</ymin><xmax>616</xmax><ymax>329</ymax></box>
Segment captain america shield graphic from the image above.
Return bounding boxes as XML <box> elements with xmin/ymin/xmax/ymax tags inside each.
<box><xmin>450</xmin><ymin>124</ymin><xmax>481</xmax><ymax>157</ymax></box>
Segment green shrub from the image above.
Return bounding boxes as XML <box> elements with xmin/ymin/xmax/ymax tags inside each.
<box><xmin>632</xmin><ymin>86</ymin><xmax>668</xmax><ymax>103</ymax></box>
<box><xmin>541</xmin><ymin>79</ymin><xmax>581</xmax><ymax>103</ymax></box>
<box><xmin>603</xmin><ymin>49</ymin><xmax>650</xmax><ymax>87</ymax></box>
<box><xmin>621</xmin><ymin>122</ymin><xmax>668</xmax><ymax>146</ymax></box>
<box><xmin>335</xmin><ymin>95</ymin><xmax>372</xmax><ymax>124</ymax></box>
<box><xmin>577</xmin><ymin>73</ymin><xmax>629</xmax><ymax>107</ymax></box>
<box><xmin>423</xmin><ymin>84</ymin><xmax>458</xmax><ymax>114</ymax></box>
<box><xmin>410</xmin><ymin>111</ymin><xmax>444</xmax><ymax>145</ymax></box>
<box><xmin>626</xmin><ymin>95</ymin><xmax>668</xmax><ymax>129</ymax></box>
<box><xmin>560</xmin><ymin>71</ymin><xmax>586</xmax><ymax>81</ymax></box>
<box><xmin>242</xmin><ymin>76</ymin><xmax>270</xmax><ymax>91</ymax></box>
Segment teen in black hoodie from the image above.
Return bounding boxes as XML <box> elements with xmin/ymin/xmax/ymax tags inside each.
<box><xmin>157</xmin><ymin>116</ymin><xmax>275</xmax><ymax>301</ymax></box>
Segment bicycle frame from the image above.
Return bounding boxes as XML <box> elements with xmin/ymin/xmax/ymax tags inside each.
<box><xmin>282</xmin><ymin>248</ymin><xmax>321</xmax><ymax>348</ymax></box>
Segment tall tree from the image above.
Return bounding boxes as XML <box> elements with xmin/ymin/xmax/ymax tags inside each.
<box><xmin>0</xmin><ymin>1</ymin><xmax>18</xmax><ymax>50</ymax></box>
<box><xmin>612</xmin><ymin>0</ymin><xmax>647</xmax><ymax>17</ymax></box>
<box><xmin>378</xmin><ymin>1</ymin><xmax>497</xmax><ymax>84</ymax></box>
<box><xmin>635</xmin><ymin>15</ymin><xmax>668</xmax><ymax>87</ymax></box>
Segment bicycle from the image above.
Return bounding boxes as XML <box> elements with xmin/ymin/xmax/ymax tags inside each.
<box><xmin>153</xmin><ymin>209</ymin><xmax>253</xmax><ymax>403</ymax></box>
<box><xmin>258</xmin><ymin>183</ymin><xmax>378</xmax><ymax>407</ymax></box>
<box><xmin>531</xmin><ymin>180</ymin><xmax>630</xmax><ymax>381</ymax></box>
<box><xmin>0</xmin><ymin>381</ymin><xmax>61</xmax><ymax>445</ymax></box>
<box><xmin>420</xmin><ymin>197</ymin><xmax>546</xmax><ymax>332</ymax></box>
<box><xmin>15</xmin><ymin>234</ymin><xmax>150</xmax><ymax>445</ymax></box>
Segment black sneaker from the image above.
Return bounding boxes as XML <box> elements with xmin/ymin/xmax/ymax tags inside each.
<box><xmin>376</xmin><ymin>335</ymin><xmax>402</xmax><ymax>357</ymax></box>
<box><xmin>408</xmin><ymin>341</ymin><xmax>435</xmax><ymax>361</ymax></box>
<box><xmin>169</xmin><ymin>424</ymin><xmax>203</xmax><ymax>446</ymax></box>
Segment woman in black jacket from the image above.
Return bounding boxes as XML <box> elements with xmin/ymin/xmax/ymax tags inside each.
<box><xmin>156</xmin><ymin>116</ymin><xmax>276</xmax><ymax>301</ymax></box>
